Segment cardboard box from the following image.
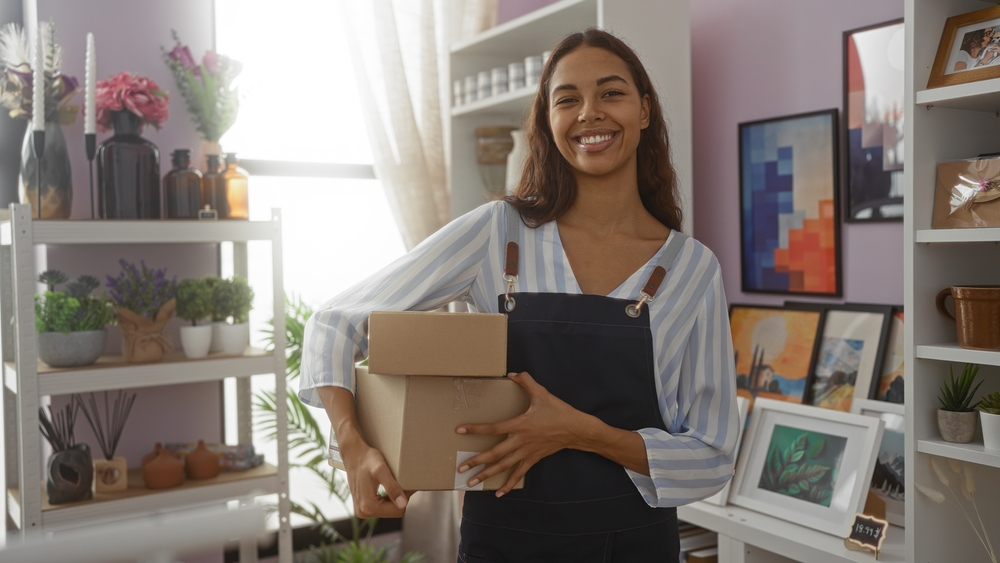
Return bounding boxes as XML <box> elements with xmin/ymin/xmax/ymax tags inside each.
<box><xmin>367</xmin><ymin>311</ymin><xmax>507</xmax><ymax>376</ymax></box>
<box><xmin>328</xmin><ymin>311</ymin><xmax>527</xmax><ymax>491</ymax></box>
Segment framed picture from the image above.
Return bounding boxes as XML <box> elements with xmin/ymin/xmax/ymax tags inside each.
<box><xmin>850</xmin><ymin>399</ymin><xmax>905</xmax><ymax>528</ymax></box>
<box><xmin>738</xmin><ymin>110</ymin><xmax>842</xmax><ymax>296</ymax></box>
<box><xmin>729</xmin><ymin>398</ymin><xmax>885</xmax><ymax>536</ymax></box>
<box><xmin>927</xmin><ymin>5</ymin><xmax>1000</xmax><ymax>89</ymax></box>
<box><xmin>874</xmin><ymin>307</ymin><xmax>904</xmax><ymax>404</ymax></box>
<box><xmin>843</xmin><ymin>20</ymin><xmax>904</xmax><ymax>222</ymax></box>
<box><xmin>701</xmin><ymin>395</ymin><xmax>750</xmax><ymax>507</ymax></box>
<box><xmin>729</xmin><ymin>304</ymin><xmax>823</xmax><ymax>406</ymax></box>
<box><xmin>807</xmin><ymin>304</ymin><xmax>893</xmax><ymax>412</ymax></box>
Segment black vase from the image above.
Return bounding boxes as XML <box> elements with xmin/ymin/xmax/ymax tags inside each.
<box><xmin>46</xmin><ymin>443</ymin><xmax>94</xmax><ymax>504</ymax></box>
<box><xmin>96</xmin><ymin>110</ymin><xmax>161</xmax><ymax>219</ymax></box>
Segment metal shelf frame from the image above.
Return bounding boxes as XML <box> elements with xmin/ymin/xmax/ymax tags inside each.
<box><xmin>1</xmin><ymin>204</ymin><xmax>291</xmax><ymax>562</ymax></box>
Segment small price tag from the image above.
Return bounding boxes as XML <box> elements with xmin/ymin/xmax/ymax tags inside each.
<box><xmin>845</xmin><ymin>513</ymin><xmax>888</xmax><ymax>558</ymax></box>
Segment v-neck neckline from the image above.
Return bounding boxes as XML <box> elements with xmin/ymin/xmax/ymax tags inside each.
<box><xmin>551</xmin><ymin>221</ymin><xmax>671</xmax><ymax>298</ymax></box>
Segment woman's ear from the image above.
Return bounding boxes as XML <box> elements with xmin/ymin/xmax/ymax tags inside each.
<box><xmin>640</xmin><ymin>94</ymin><xmax>650</xmax><ymax>130</ymax></box>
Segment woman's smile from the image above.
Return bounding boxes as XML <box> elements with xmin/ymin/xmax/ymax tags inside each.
<box><xmin>575</xmin><ymin>130</ymin><xmax>619</xmax><ymax>152</ymax></box>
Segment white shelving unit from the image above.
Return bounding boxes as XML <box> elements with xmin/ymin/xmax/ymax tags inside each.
<box><xmin>446</xmin><ymin>0</ymin><xmax>694</xmax><ymax>234</ymax></box>
<box><xmin>906</xmin><ymin>1</ymin><xmax>1000</xmax><ymax>561</ymax></box>
<box><xmin>1</xmin><ymin>204</ymin><xmax>291</xmax><ymax>563</ymax></box>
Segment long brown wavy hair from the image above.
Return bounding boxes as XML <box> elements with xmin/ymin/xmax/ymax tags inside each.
<box><xmin>504</xmin><ymin>28</ymin><xmax>682</xmax><ymax>231</ymax></box>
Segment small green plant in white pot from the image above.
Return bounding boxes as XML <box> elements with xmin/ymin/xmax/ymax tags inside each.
<box><xmin>35</xmin><ymin>270</ymin><xmax>116</xmax><ymax>367</ymax></box>
<box><xmin>176</xmin><ymin>278</ymin><xmax>213</xmax><ymax>359</ymax></box>
<box><xmin>978</xmin><ymin>391</ymin><xmax>1000</xmax><ymax>451</ymax></box>
<box><xmin>937</xmin><ymin>363</ymin><xmax>983</xmax><ymax>443</ymax></box>
<box><xmin>212</xmin><ymin>276</ymin><xmax>254</xmax><ymax>356</ymax></box>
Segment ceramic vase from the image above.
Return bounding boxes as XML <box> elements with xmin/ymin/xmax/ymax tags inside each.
<box><xmin>118</xmin><ymin>299</ymin><xmax>176</xmax><ymax>363</ymax></box>
<box><xmin>180</xmin><ymin>324</ymin><xmax>212</xmax><ymax>359</ymax></box>
<box><xmin>185</xmin><ymin>440</ymin><xmax>221</xmax><ymax>480</ymax></box>
<box><xmin>938</xmin><ymin>409</ymin><xmax>976</xmax><ymax>443</ymax></box>
<box><xmin>141</xmin><ymin>443</ymin><xmax>164</xmax><ymax>467</ymax></box>
<box><xmin>143</xmin><ymin>448</ymin><xmax>184</xmax><ymax>489</ymax></box>
<box><xmin>46</xmin><ymin>443</ymin><xmax>94</xmax><ymax>504</ymax></box>
<box><xmin>19</xmin><ymin>119</ymin><xmax>72</xmax><ymax>219</ymax></box>
<box><xmin>218</xmin><ymin>322</ymin><xmax>249</xmax><ymax>356</ymax></box>
<box><xmin>38</xmin><ymin>329</ymin><xmax>107</xmax><ymax>368</ymax></box>
<box><xmin>96</xmin><ymin>110</ymin><xmax>161</xmax><ymax>219</ymax></box>
<box><xmin>981</xmin><ymin>411</ymin><xmax>1000</xmax><ymax>451</ymax></box>
<box><xmin>93</xmin><ymin>456</ymin><xmax>127</xmax><ymax>494</ymax></box>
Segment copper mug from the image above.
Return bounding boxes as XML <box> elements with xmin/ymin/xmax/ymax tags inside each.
<box><xmin>936</xmin><ymin>285</ymin><xmax>1000</xmax><ymax>350</ymax></box>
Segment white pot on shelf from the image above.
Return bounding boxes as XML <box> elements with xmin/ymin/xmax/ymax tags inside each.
<box><xmin>179</xmin><ymin>324</ymin><xmax>212</xmax><ymax>359</ymax></box>
<box><xmin>217</xmin><ymin>322</ymin><xmax>249</xmax><ymax>356</ymax></box>
<box><xmin>981</xmin><ymin>410</ymin><xmax>1000</xmax><ymax>451</ymax></box>
<box><xmin>209</xmin><ymin>321</ymin><xmax>227</xmax><ymax>353</ymax></box>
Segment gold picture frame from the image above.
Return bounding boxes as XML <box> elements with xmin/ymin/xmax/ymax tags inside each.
<box><xmin>928</xmin><ymin>5</ymin><xmax>1000</xmax><ymax>89</ymax></box>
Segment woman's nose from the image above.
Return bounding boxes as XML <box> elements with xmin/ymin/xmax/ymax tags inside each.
<box><xmin>578</xmin><ymin>98</ymin><xmax>603</xmax><ymax>122</ymax></box>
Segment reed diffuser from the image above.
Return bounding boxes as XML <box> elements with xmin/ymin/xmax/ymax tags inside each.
<box><xmin>39</xmin><ymin>401</ymin><xmax>93</xmax><ymax>504</ymax></box>
<box><xmin>75</xmin><ymin>390</ymin><xmax>136</xmax><ymax>493</ymax></box>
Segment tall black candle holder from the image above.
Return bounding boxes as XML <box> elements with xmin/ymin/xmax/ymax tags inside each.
<box><xmin>85</xmin><ymin>133</ymin><xmax>96</xmax><ymax>219</ymax></box>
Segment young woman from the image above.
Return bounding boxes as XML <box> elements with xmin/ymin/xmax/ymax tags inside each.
<box><xmin>300</xmin><ymin>28</ymin><xmax>739</xmax><ymax>562</ymax></box>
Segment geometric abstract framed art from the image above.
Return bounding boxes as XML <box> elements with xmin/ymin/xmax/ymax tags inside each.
<box><xmin>739</xmin><ymin>109</ymin><xmax>842</xmax><ymax>296</ymax></box>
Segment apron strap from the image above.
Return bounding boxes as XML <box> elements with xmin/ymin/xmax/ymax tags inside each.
<box><xmin>626</xmin><ymin>231</ymin><xmax>688</xmax><ymax>318</ymax></box>
<box><xmin>503</xmin><ymin>203</ymin><xmax>521</xmax><ymax>312</ymax></box>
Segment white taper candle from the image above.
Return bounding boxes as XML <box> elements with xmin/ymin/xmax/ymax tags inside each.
<box><xmin>85</xmin><ymin>32</ymin><xmax>96</xmax><ymax>135</ymax></box>
<box><xmin>32</xmin><ymin>23</ymin><xmax>44</xmax><ymax>131</ymax></box>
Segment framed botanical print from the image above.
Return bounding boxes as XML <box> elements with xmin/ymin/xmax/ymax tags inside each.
<box><xmin>807</xmin><ymin>304</ymin><xmax>893</xmax><ymax>412</ymax></box>
<box><xmin>843</xmin><ymin>20</ymin><xmax>904</xmax><ymax>222</ymax></box>
<box><xmin>851</xmin><ymin>398</ymin><xmax>905</xmax><ymax>527</ymax></box>
<box><xmin>730</xmin><ymin>398</ymin><xmax>885</xmax><ymax>536</ymax></box>
<box><xmin>739</xmin><ymin>110</ymin><xmax>842</xmax><ymax>296</ymax></box>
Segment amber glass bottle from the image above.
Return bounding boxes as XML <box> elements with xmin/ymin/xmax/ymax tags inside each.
<box><xmin>163</xmin><ymin>149</ymin><xmax>203</xmax><ymax>219</ymax></box>
<box><xmin>222</xmin><ymin>153</ymin><xmax>249</xmax><ymax>219</ymax></box>
<box><xmin>201</xmin><ymin>154</ymin><xmax>228</xmax><ymax>217</ymax></box>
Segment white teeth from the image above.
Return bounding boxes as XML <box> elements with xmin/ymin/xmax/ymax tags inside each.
<box><xmin>580</xmin><ymin>133</ymin><xmax>613</xmax><ymax>145</ymax></box>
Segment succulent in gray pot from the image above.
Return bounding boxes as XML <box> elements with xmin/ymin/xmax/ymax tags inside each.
<box><xmin>937</xmin><ymin>363</ymin><xmax>983</xmax><ymax>443</ymax></box>
<box><xmin>34</xmin><ymin>270</ymin><xmax>116</xmax><ymax>368</ymax></box>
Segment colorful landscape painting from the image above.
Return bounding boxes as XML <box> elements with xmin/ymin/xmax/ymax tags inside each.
<box><xmin>758</xmin><ymin>425</ymin><xmax>847</xmax><ymax>507</ymax></box>
<box><xmin>730</xmin><ymin>306</ymin><xmax>821</xmax><ymax>405</ymax></box>
<box><xmin>875</xmin><ymin>310</ymin><xmax>904</xmax><ymax>403</ymax></box>
<box><xmin>811</xmin><ymin>337</ymin><xmax>864</xmax><ymax>411</ymax></box>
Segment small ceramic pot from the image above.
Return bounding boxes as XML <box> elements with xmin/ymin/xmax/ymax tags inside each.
<box><xmin>217</xmin><ymin>322</ymin><xmax>249</xmax><ymax>356</ymax></box>
<box><xmin>143</xmin><ymin>448</ymin><xmax>184</xmax><ymax>489</ymax></box>
<box><xmin>180</xmin><ymin>324</ymin><xmax>212</xmax><ymax>359</ymax></box>
<box><xmin>981</xmin><ymin>411</ymin><xmax>1000</xmax><ymax>451</ymax></box>
<box><xmin>38</xmin><ymin>330</ymin><xmax>106</xmax><ymax>368</ymax></box>
<box><xmin>93</xmin><ymin>456</ymin><xmax>127</xmax><ymax>493</ymax></box>
<box><xmin>185</xmin><ymin>440</ymin><xmax>221</xmax><ymax>480</ymax></box>
<box><xmin>938</xmin><ymin>409</ymin><xmax>977</xmax><ymax>443</ymax></box>
<box><xmin>141</xmin><ymin>443</ymin><xmax>163</xmax><ymax>468</ymax></box>
<box><xmin>210</xmin><ymin>321</ymin><xmax>227</xmax><ymax>353</ymax></box>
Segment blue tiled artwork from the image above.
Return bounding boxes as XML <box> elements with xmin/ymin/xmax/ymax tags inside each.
<box><xmin>741</xmin><ymin>126</ymin><xmax>793</xmax><ymax>292</ymax></box>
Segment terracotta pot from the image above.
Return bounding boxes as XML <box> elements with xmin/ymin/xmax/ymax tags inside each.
<box><xmin>143</xmin><ymin>448</ymin><xmax>184</xmax><ymax>489</ymax></box>
<box><xmin>936</xmin><ymin>286</ymin><xmax>1000</xmax><ymax>350</ymax></box>
<box><xmin>938</xmin><ymin>409</ymin><xmax>977</xmax><ymax>443</ymax></box>
<box><xmin>118</xmin><ymin>299</ymin><xmax>176</xmax><ymax>363</ymax></box>
<box><xmin>185</xmin><ymin>440</ymin><xmax>221</xmax><ymax>480</ymax></box>
<box><xmin>141</xmin><ymin>443</ymin><xmax>163</xmax><ymax>467</ymax></box>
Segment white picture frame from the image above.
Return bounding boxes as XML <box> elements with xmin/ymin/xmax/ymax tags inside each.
<box><xmin>808</xmin><ymin>305</ymin><xmax>893</xmax><ymax>412</ymax></box>
<box><xmin>701</xmin><ymin>395</ymin><xmax>750</xmax><ymax>506</ymax></box>
<box><xmin>729</xmin><ymin>398</ymin><xmax>885</xmax><ymax>536</ymax></box>
<box><xmin>850</xmin><ymin>398</ymin><xmax>905</xmax><ymax>528</ymax></box>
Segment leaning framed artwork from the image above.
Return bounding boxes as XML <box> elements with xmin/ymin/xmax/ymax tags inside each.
<box><xmin>739</xmin><ymin>110</ymin><xmax>842</xmax><ymax>296</ymax></box>
<box><xmin>729</xmin><ymin>398</ymin><xmax>885</xmax><ymax>536</ymax></box>
<box><xmin>843</xmin><ymin>20</ymin><xmax>904</xmax><ymax>222</ymax></box>
<box><xmin>874</xmin><ymin>307</ymin><xmax>904</xmax><ymax>404</ymax></box>
<box><xmin>807</xmin><ymin>304</ymin><xmax>893</xmax><ymax>413</ymax></box>
<box><xmin>928</xmin><ymin>5</ymin><xmax>1000</xmax><ymax>89</ymax></box>
<box><xmin>851</xmin><ymin>399</ymin><xmax>905</xmax><ymax>528</ymax></box>
<box><xmin>729</xmin><ymin>304</ymin><xmax>823</xmax><ymax>407</ymax></box>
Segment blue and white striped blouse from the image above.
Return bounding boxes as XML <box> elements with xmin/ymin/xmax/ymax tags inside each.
<box><xmin>300</xmin><ymin>200</ymin><xmax>739</xmax><ymax>507</ymax></box>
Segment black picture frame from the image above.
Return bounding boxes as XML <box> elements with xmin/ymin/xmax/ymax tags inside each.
<box><xmin>738</xmin><ymin>109</ymin><xmax>842</xmax><ymax>297</ymax></box>
<box><xmin>843</xmin><ymin>19</ymin><xmax>905</xmax><ymax>222</ymax></box>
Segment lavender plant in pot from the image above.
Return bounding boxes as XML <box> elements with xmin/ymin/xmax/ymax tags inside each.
<box><xmin>176</xmin><ymin>277</ymin><xmax>213</xmax><ymax>358</ymax></box>
<box><xmin>106</xmin><ymin>260</ymin><xmax>177</xmax><ymax>363</ymax></box>
<box><xmin>937</xmin><ymin>363</ymin><xmax>983</xmax><ymax>443</ymax></box>
<box><xmin>212</xmin><ymin>276</ymin><xmax>254</xmax><ymax>356</ymax></box>
<box><xmin>35</xmin><ymin>270</ymin><xmax>115</xmax><ymax>367</ymax></box>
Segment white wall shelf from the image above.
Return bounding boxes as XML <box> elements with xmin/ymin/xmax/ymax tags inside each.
<box><xmin>915</xmin><ymin>79</ymin><xmax>1000</xmax><ymax>112</ymax></box>
<box><xmin>915</xmin><ymin>228</ymin><xmax>1000</xmax><ymax>243</ymax></box>
<box><xmin>916</xmin><ymin>344</ymin><xmax>1000</xmax><ymax>366</ymax></box>
<box><xmin>0</xmin><ymin>218</ymin><xmax>281</xmax><ymax>245</ymax></box>
<box><xmin>451</xmin><ymin>88</ymin><xmax>535</xmax><ymax>118</ymax></box>
<box><xmin>916</xmin><ymin>438</ymin><xmax>1000</xmax><ymax>469</ymax></box>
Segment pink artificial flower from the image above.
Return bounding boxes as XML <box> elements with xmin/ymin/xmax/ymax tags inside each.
<box><xmin>95</xmin><ymin>72</ymin><xmax>169</xmax><ymax>133</ymax></box>
<box><xmin>202</xmin><ymin>50</ymin><xmax>217</xmax><ymax>76</ymax></box>
<box><xmin>169</xmin><ymin>45</ymin><xmax>197</xmax><ymax>69</ymax></box>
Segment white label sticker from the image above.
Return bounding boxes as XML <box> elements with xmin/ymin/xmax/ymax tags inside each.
<box><xmin>454</xmin><ymin>451</ymin><xmax>484</xmax><ymax>491</ymax></box>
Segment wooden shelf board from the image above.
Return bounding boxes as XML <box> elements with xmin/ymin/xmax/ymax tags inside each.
<box><xmin>915</xmin><ymin>228</ymin><xmax>1000</xmax><ymax>244</ymax></box>
<box><xmin>916</xmin><ymin>344</ymin><xmax>1000</xmax><ymax>366</ymax></box>
<box><xmin>4</xmin><ymin>348</ymin><xmax>277</xmax><ymax>395</ymax></box>
<box><xmin>451</xmin><ymin>0</ymin><xmax>596</xmax><ymax>57</ymax></box>
<box><xmin>917</xmin><ymin>438</ymin><xmax>1000</xmax><ymax>468</ymax></box>
<box><xmin>8</xmin><ymin>463</ymin><xmax>279</xmax><ymax>531</ymax></box>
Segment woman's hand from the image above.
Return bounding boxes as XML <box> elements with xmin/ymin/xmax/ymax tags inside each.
<box><xmin>455</xmin><ymin>371</ymin><xmax>595</xmax><ymax>497</ymax></box>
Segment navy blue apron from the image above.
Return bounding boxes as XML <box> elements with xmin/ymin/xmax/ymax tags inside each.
<box><xmin>458</xmin><ymin>209</ymin><xmax>689</xmax><ymax>563</ymax></box>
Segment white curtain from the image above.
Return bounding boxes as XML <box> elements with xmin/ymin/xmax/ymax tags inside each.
<box><xmin>338</xmin><ymin>1</ymin><xmax>498</xmax><ymax>561</ymax></box>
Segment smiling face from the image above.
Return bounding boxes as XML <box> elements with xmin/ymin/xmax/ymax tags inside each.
<box><xmin>547</xmin><ymin>45</ymin><xmax>650</xmax><ymax>184</ymax></box>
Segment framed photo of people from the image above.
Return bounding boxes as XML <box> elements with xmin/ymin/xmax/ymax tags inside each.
<box><xmin>729</xmin><ymin>398</ymin><xmax>885</xmax><ymax>536</ymax></box>
<box><xmin>738</xmin><ymin>110</ymin><xmax>842</xmax><ymax>297</ymax></box>
<box><xmin>843</xmin><ymin>20</ymin><xmax>904</xmax><ymax>222</ymax></box>
<box><xmin>928</xmin><ymin>5</ymin><xmax>1000</xmax><ymax>89</ymax></box>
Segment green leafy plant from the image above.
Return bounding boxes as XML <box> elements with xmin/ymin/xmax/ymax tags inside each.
<box><xmin>758</xmin><ymin>431</ymin><xmax>836</xmax><ymax>506</ymax></box>
<box><xmin>210</xmin><ymin>276</ymin><xmax>254</xmax><ymax>324</ymax></box>
<box><xmin>176</xmin><ymin>278</ymin><xmax>213</xmax><ymax>326</ymax></box>
<box><xmin>35</xmin><ymin>270</ymin><xmax>115</xmax><ymax>333</ymax></box>
<box><xmin>978</xmin><ymin>391</ymin><xmax>1000</xmax><ymax>415</ymax></box>
<box><xmin>253</xmin><ymin>295</ymin><xmax>423</xmax><ymax>563</ymax></box>
<box><xmin>939</xmin><ymin>363</ymin><xmax>984</xmax><ymax>412</ymax></box>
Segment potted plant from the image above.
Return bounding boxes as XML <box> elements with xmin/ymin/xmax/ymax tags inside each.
<box><xmin>978</xmin><ymin>391</ymin><xmax>1000</xmax><ymax>451</ymax></box>
<box><xmin>35</xmin><ymin>270</ymin><xmax>115</xmax><ymax>367</ymax></box>
<box><xmin>212</xmin><ymin>276</ymin><xmax>254</xmax><ymax>356</ymax></box>
<box><xmin>937</xmin><ymin>363</ymin><xmax>983</xmax><ymax>443</ymax></box>
<box><xmin>176</xmin><ymin>277</ymin><xmax>213</xmax><ymax>358</ymax></box>
<box><xmin>106</xmin><ymin>259</ymin><xmax>177</xmax><ymax>363</ymax></box>
<box><xmin>74</xmin><ymin>390</ymin><xmax>136</xmax><ymax>493</ymax></box>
